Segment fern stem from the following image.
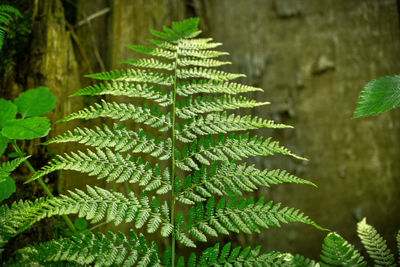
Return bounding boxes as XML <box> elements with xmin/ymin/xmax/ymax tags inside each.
<box><xmin>170</xmin><ymin>47</ymin><xmax>180</xmax><ymax>267</ymax></box>
<box><xmin>10</xmin><ymin>140</ymin><xmax>77</xmax><ymax>232</ymax></box>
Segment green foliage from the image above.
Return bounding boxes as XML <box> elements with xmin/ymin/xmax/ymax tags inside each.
<box><xmin>0</xmin><ymin>5</ymin><xmax>21</xmax><ymax>51</ymax></box>
<box><xmin>0</xmin><ymin>156</ymin><xmax>30</xmax><ymax>202</ymax></box>
<box><xmin>357</xmin><ymin>218</ymin><xmax>396</xmax><ymax>266</ymax></box>
<box><xmin>320</xmin><ymin>232</ymin><xmax>366</xmax><ymax>266</ymax></box>
<box><xmin>2</xmin><ymin>117</ymin><xmax>51</xmax><ymax>140</ymax></box>
<box><xmin>12</xmin><ymin>230</ymin><xmax>160</xmax><ymax>266</ymax></box>
<box><xmin>1</xmin><ymin>17</ymin><xmax>324</xmax><ymax>266</ymax></box>
<box><xmin>354</xmin><ymin>74</ymin><xmax>400</xmax><ymax>118</ymax></box>
<box><xmin>14</xmin><ymin>86</ymin><xmax>56</xmax><ymax>118</ymax></box>
<box><xmin>296</xmin><ymin>218</ymin><xmax>400</xmax><ymax>267</ymax></box>
<box><xmin>0</xmin><ymin>87</ymin><xmax>55</xmax><ymax>156</ymax></box>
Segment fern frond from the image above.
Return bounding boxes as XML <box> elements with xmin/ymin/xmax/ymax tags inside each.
<box><xmin>178</xmin><ymin>196</ymin><xmax>323</xmax><ymax>246</ymax></box>
<box><xmin>150</xmin><ymin>38</ymin><xmax>221</xmax><ymax>52</ymax></box>
<box><xmin>397</xmin><ymin>230</ymin><xmax>400</xmax><ymax>265</ymax></box>
<box><xmin>122</xmin><ymin>58</ymin><xmax>175</xmax><ymax>71</ymax></box>
<box><xmin>0</xmin><ymin>186</ymin><xmax>172</xmax><ymax>240</ymax></box>
<box><xmin>58</xmin><ymin>99</ymin><xmax>171</xmax><ymax>131</ymax></box>
<box><xmin>176</xmin><ymin>112</ymin><xmax>292</xmax><ymax>143</ymax></box>
<box><xmin>178</xmin><ymin>57</ymin><xmax>231</xmax><ymax>68</ymax></box>
<box><xmin>320</xmin><ymin>232</ymin><xmax>366</xmax><ymax>267</ymax></box>
<box><xmin>179</xmin><ymin>49</ymin><xmax>228</xmax><ymax>59</ymax></box>
<box><xmin>177</xmin><ymin>80</ymin><xmax>263</xmax><ymax>96</ymax></box>
<box><xmin>175</xmin><ymin>133</ymin><xmax>305</xmax><ymax>171</ymax></box>
<box><xmin>183</xmin><ymin>243</ymin><xmax>293</xmax><ymax>266</ymax></box>
<box><xmin>178</xmin><ymin>38</ymin><xmax>222</xmax><ymax>50</ymax></box>
<box><xmin>0</xmin><ymin>5</ymin><xmax>21</xmax><ymax>51</ymax></box>
<box><xmin>27</xmin><ymin>148</ymin><xmax>171</xmax><ymax>194</ymax></box>
<box><xmin>150</xmin><ymin>17</ymin><xmax>200</xmax><ymax>42</ymax></box>
<box><xmin>176</xmin><ymin>95</ymin><xmax>268</xmax><ymax>119</ymax></box>
<box><xmin>357</xmin><ymin>218</ymin><xmax>395</xmax><ymax>266</ymax></box>
<box><xmin>176</xmin><ymin>161</ymin><xmax>314</xmax><ymax>204</ymax></box>
<box><xmin>13</xmin><ymin>230</ymin><xmax>161</xmax><ymax>266</ymax></box>
<box><xmin>43</xmin><ymin>124</ymin><xmax>172</xmax><ymax>160</ymax></box>
<box><xmin>177</xmin><ymin>67</ymin><xmax>244</xmax><ymax>81</ymax></box>
<box><xmin>85</xmin><ymin>69</ymin><xmax>174</xmax><ymax>86</ymax></box>
<box><xmin>127</xmin><ymin>45</ymin><xmax>176</xmax><ymax>59</ymax></box>
<box><xmin>0</xmin><ymin>156</ymin><xmax>30</xmax><ymax>177</ymax></box>
<box><xmin>71</xmin><ymin>81</ymin><xmax>173</xmax><ymax>106</ymax></box>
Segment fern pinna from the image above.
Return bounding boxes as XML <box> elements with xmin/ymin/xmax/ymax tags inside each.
<box><xmin>1</xmin><ymin>18</ymin><xmax>323</xmax><ymax>266</ymax></box>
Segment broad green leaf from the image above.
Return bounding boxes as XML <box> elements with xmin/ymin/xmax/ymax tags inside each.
<box><xmin>354</xmin><ymin>74</ymin><xmax>400</xmax><ymax>118</ymax></box>
<box><xmin>0</xmin><ymin>134</ymin><xmax>8</xmax><ymax>156</ymax></box>
<box><xmin>0</xmin><ymin>176</ymin><xmax>16</xmax><ymax>202</ymax></box>
<box><xmin>14</xmin><ymin>86</ymin><xmax>56</xmax><ymax>118</ymax></box>
<box><xmin>0</xmin><ymin>98</ymin><xmax>17</xmax><ymax>128</ymax></box>
<box><xmin>1</xmin><ymin>117</ymin><xmax>51</xmax><ymax>140</ymax></box>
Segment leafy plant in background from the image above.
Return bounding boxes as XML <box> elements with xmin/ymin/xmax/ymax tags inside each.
<box><xmin>0</xmin><ymin>5</ymin><xmax>21</xmax><ymax>51</ymax></box>
<box><xmin>0</xmin><ymin>18</ymin><xmax>327</xmax><ymax>266</ymax></box>
<box><xmin>293</xmin><ymin>218</ymin><xmax>399</xmax><ymax>266</ymax></box>
<box><xmin>0</xmin><ymin>86</ymin><xmax>77</xmax><ymax>251</ymax></box>
<box><xmin>353</xmin><ymin>74</ymin><xmax>400</xmax><ymax>118</ymax></box>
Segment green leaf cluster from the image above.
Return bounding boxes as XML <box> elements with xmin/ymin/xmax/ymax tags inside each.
<box><xmin>1</xmin><ymin>17</ymin><xmax>324</xmax><ymax>266</ymax></box>
<box><xmin>0</xmin><ymin>5</ymin><xmax>21</xmax><ymax>51</ymax></box>
<box><xmin>0</xmin><ymin>86</ymin><xmax>55</xmax><ymax>156</ymax></box>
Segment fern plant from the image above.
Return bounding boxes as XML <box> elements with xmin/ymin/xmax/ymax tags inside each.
<box><xmin>289</xmin><ymin>218</ymin><xmax>399</xmax><ymax>267</ymax></box>
<box><xmin>1</xmin><ymin>17</ymin><xmax>324</xmax><ymax>266</ymax></box>
<box><xmin>0</xmin><ymin>5</ymin><xmax>21</xmax><ymax>51</ymax></box>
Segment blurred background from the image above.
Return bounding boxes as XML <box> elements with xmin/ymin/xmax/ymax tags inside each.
<box><xmin>1</xmin><ymin>0</ymin><xmax>399</xmax><ymax>261</ymax></box>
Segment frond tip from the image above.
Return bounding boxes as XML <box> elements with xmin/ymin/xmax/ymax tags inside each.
<box><xmin>357</xmin><ymin>218</ymin><xmax>395</xmax><ymax>266</ymax></box>
<box><xmin>320</xmin><ymin>232</ymin><xmax>366</xmax><ymax>266</ymax></box>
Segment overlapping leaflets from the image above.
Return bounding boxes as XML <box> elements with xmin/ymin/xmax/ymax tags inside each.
<box><xmin>0</xmin><ymin>86</ymin><xmax>55</xmax><ymax>156</ymax></box>
<box><xmin>0</xmin><ymin>156</ymin><xmax>30</xmax><ymax>202</ymax></box>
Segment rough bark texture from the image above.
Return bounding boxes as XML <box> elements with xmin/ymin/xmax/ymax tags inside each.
<box><xmin>1</xmin><ymin>0</ymin><xmax>399</xmax><ymax>260</ymax></box>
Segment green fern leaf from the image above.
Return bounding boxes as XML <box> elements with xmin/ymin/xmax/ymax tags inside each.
<box><xmin>0</xmin><ymin>186</ymin><xmax>172</xmax><ymax>242</ymax></box>
<box><xmin>13</xmin><ymin>230</ymin><xmax>160</xmax><ymax>266</ymax></box>
<box><xmin>175</xmin><ymin>133</ymin><xmax>305</xmax><ymax>171</ymax></box>
<box><xmin>177</xmin><ymin>79</ymin><xmax>263</xmax><ymax>96</ymax></box>
<box><xmin>320</xmin><ymin>232</ymin><xmax>366</xmax><ymax>267</ymax></box>
<box><xmin>0</xmin><ymin>5</ymin><xmax>21</xmax><ymax>51</ymax></box>
<box><xmin>185</xmin><ymin>243</ymin><xmax>294</xmax><ymax>266</ymax></box>
<box><xmin>0</xmin><ymin>156</ymin><xmax>30</xmax><ymax>178</ymax></box>
<box><xmin>26</xmin><ymin>149</ymin><xmax>171</xmax><ymax>194</ymax></box>
<box><xmin>43</xmin><ymin>124</ymin><xmax>172</xmax><ymax>160</ymax></box>
<box><xmin>57</xmin><ymin>99</ymin><xmax>171</xmax><ymax>131</ymax></box>
<box><xmin>397</xmin><ymin>230</ymin><xmax>400</xmax><ymax>265</ymax></box>
<box><xmin>176</xmin><ymin>112</ymin><xmax>292</xmax><ymax>143</ymax></box>
<box><xmin>122</xmin><ymin>58</ymin><xmax>175</xmax><ymax>70</ymax></box>
<box><xmin>176</xmin><ymin>95</ymin><xmax>268</xmax><ymax>119</ymax></box>
<box><xmin>357</xmin><ymin>218</ymin><xmax>395</xmax><ymax>266</ymax></box>
<box><xmin>177</xmin><ymin>67</ymin><xmax>245</xmax><ymax>81</ymax></box>
<box><xmin>178</xmin><ymin>57</ymin><xmax>231</xmax><ymax>68</ymax></box>
<box><xmin>85</xmin><ymin>68</ymin><xmax>174</xmax><ymax>86</ymax></box>
<box><xmin>71</xmin><ymin>81</ymin><xmax>173</xmax><ymax>106</ymax></box>
<box><xmin>176</xmin><ymin>161</ymin><xmax>314</xmax><ymax>204</ymax></box>
<box><xmin>178</xmin><ymin>196</ymin><xmax>323</xmax><ymax>246</ymax></box>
